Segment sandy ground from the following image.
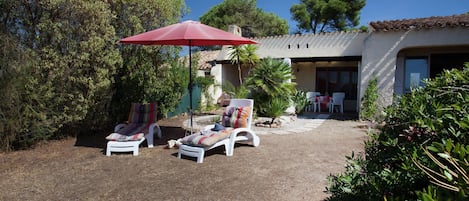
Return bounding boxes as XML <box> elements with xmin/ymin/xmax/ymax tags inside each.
<box><xmin>0</xmin><ymin>113</ymin><xmax>368</xmax><ymax>201</ymax></box>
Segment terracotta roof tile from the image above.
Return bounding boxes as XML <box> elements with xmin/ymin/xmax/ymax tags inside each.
<box><xmin>180</xmin><ymin>50</ymin><xmax>221</xmax><ymax>70</ymax></box>
<box><xmin>369</xmin><ymin>13</ymin><xmax>469</xmax><ymax>32</ymax></box>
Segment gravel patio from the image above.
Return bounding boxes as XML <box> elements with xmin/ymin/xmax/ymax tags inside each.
<box><xmin>0</xmin><ymin>113</ymin><xmax>368</xmax><ymax>201</ymax></box>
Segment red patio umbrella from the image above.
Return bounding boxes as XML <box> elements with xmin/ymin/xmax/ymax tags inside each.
<box><xmin>120</xmin><ymin>20</ymin><xmax>258</xmax><ymax>131</ymax></box>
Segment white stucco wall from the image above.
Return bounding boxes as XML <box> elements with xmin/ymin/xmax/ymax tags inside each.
<box><xmin>209</xmin><ymin>64</ymin><xmax>223</xmax><ymax>105</ymax></box>
<box><xmin>360</xmin><ymin>27</ymin><xmax>469</xmax><ymax>108</ymax></box>
<box><xmin>254</xmin><ymin>32</ymin><xmax>368</xmax><ymax>58</ymax></box>
<box><xmin>293</xmin><ymin>62</ymin><xmax>317</xmax><ymax>91</ymax></box>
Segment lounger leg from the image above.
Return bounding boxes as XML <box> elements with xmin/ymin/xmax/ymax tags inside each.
<box><xmin>197</xmin><ymin>153</ymin><xmax>204</xmax><ymax>163</ymax></box>
<box><xmin>146</xmin><ymin>133</ymin><xmax>154</xmax><ymax>148</ymax></box>
<box><xmin>106</xmin><ymin>147</ymin><xmax>111</xmax><ymax>156</ymax></box>
<box><xmin>178</xmin><ymin>145</ymin><xmax>205</xmax><ymax>163</ymax></box>
<box><xmin>133</xmin><ymin>146</ymin><xmax>139</xmax><ymax>156</ymax></box>
<box><xmin>226</xmin><ymin>143</ymin><xmax>233</xmax><ymax>157</ymax></box>
<box><xmin>252</xmin><ymin>135</ymin><xmax>260</xmax><ymax>147</ymax></box>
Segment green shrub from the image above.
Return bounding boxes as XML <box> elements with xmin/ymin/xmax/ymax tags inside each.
<box><xmin>222</xmin><ymin>81</ymin><xmax>250</xmax><ymax>99</ymax></box>
<box><xmin>0</xmin><ymin>34</ymin><xmax>48</xmax><ymax>150</ymax></box>
<box><xmin>110</xmin><ymin>59</ymin><xmax>189</xmax><ymax>122</ymax></box>
<box><xmin>0</xmin><ymin>1</ymin><xmax>185</xmax><ymax>151</ymax></box>
<box><xmin>326</xmin><ymin>152</ymin><xmax>369</xmax><ymax>201</ymax></box>
<box><xmin>194</xmin><ymin>74</ymin><xmax>215</xmax><ymax>112</ymax></box>
<box><xmin>327</xmin><ymin>64</ymin><xmax>469</xmax><ymax>200</ymax></box>
<box><xmin>414</xmin><ymin>140</ymin><xmax>469</xmax><ymax>200</ymax></box>
<box><xmin>292</xmin><ymin>90</ymin><xmax>308</xmax><ymax>114</ymax></box>
<box><xmin>246</xmin><ymin>57</ymin><xmax>296</xmax><ymax>118</ymax></box>
<box><xmin>245</xmin><ymin>57</ymin><xmax>295</xmax><ymax>98</ymax></box>
<box><xmin>360</xmin><ymin>76</ymin><xmax>379</xmax><ymax>121</ymax></box>
<box><xmin>258</xmin><ymin>97</ymin><xmax>290</xmax><ymax>125</ymax></box>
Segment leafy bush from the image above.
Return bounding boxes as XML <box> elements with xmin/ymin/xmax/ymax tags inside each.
<box><xmin>326</xmin><ymin>152</ymin><xmax>369</xmax><ymax>201</ymax></box>
<box><xmin>327</xmin><ymin>64</ymin><xmax>469</xmax><ymax>200</ymax></box>
<box><xmin>360</xmin><ymin>76</ymin><xmax>379</xmax><ymax>121</ymax></box>
<box><xmin>245</xmin><ymin>57</ymin><xmax>295</xmax><ymax>98</ymax></box>
<box><xmin>222</xmin><ymin>81</ymin><xmax>250</xmax><ymax>99</ymax></box>
<box><xmin>195</xmin><ymin>72</ymin><xmax>215</xmax><ymax>112</ymax></box>
<box><xmin>1</xmin><ymin>1</ymin><xmax>121</xmax><ymax>150</ymax></box>
<box><xmin>245</xmin><ymin>57</ymin><xmax>295</xmax><ymax>117</ymax></box>
<box><xmin>414</xmin><ymin>140</ymin><xmax>469</xmax><ymax>200</ymax></box>
<box><xmin>258</xmin><ymin>97</ymin><xmax>290</xmax><ymax>124</ymax></box>
<box><xmin>0</xmin><ymin>34</ymin><xmax>48</xmax><ymax>150</ymax></box>
<box><xmin>0</xmin><ymin>1</ymin><xmax>185</xmax><ymax>151</ymax></box>
<box><xmin>292</xmin><ymin>90</ymin><xmax>308</xmax><ymax>114</ymax></box>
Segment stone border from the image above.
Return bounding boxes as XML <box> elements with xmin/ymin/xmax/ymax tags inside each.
<box><xmin>182</xmin><ymin>114</ymin><xmax>330</xmax><ymax>135</ymax></box>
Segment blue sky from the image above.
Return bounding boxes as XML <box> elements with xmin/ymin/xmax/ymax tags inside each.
<box><xmin>183</xmin><ymin>0</ymin><xmax>469</xmax><ymax>33</ymax></box>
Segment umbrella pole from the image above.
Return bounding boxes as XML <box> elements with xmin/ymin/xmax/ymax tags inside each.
<box><xmin>189</xmin><ymin>41</ymin><xmax>193</xmax><ymax>134</ymax></box>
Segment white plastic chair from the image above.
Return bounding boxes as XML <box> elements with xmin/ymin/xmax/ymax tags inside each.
<box><xmin>306</xmin><ymin>92</ymin><xmax>321</xmax><ymax>112</ymax></box>
<box><xmin>106</xmin><ymin>103</ymin><xmax>162</xmax><ymax>156</ymax></box>
<box><xmin>178</xmin><ymin>99</ymin><xmax>260</xmax><ymax>163</ymax></box>
<box><xmin>329</xmin><ymin>92</ymin><xmax>345</xmax><ymax>113</ymax></box>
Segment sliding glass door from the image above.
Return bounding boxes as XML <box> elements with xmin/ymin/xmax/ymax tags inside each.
<box><xmin>316</xmin><ymin>67</ymin><xmax>357</xmax><ymax>100</ymax></box>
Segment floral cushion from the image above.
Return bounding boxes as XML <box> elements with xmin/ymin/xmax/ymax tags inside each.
<box><xmin>106</xmin><ymin>133</ymin><xmax>144</xmax><ymax>141</ymax></box>
<box><xmin>181</xmin><ymin>129</ymin><xmax>233</xmax><ymax>147</ymax></box>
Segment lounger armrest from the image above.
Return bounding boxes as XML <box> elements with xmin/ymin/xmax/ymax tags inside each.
<box><xmin>114</xmin><ymin>123</ymin><xmax>127</xmax><ymax>132</ymax></box>
<box><xmin>225</xmin><ymin>127</ymin><xmax>259</xmax><ymax>156</ymax></box>
<box><xmin>229</xmin><ymin>127</ymin><xmax>251</xmax><ymax>139</ymax></box>
<box><xmin>149</xmin><ymin>123</ymin><xmax>162</xmax><ymax>139</ymax></box>
<box><xmin>145</xmin><ymin>123</ymin><xmax>162</xmax><ymax>148</ymax></box>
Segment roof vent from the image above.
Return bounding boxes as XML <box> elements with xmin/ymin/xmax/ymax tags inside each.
<box><xmin>228</xmin><ymin>25</ymin><xmax>242</xmax><ymax>36</ymax></box>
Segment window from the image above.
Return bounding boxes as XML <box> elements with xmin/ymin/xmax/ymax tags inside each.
<box><xmin>404</xmin><ymin>57</ymin><xmax>428</xmax><ymax>92</ymax></box>
<box><xmin>430</xmin><ymin>53</ymin><xmax>469</xmax><ymax>78</ymax></box>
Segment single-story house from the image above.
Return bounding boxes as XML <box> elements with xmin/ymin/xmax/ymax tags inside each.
<box><xmin>197</xmin><ymin>14</ymin><xmax>469</xmax><ymax>113</ymax></box>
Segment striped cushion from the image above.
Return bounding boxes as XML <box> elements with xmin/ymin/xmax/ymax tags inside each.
<box><xmin>181</xmin><ymin>129</ymin><xmax>233</xmax><ymax>147</ymax></box>
<box><xmin>128</xmin><ymin>103</ymin><xmax>157</xmax><ymax>123</ymax></box>
<box><xmin>106</xmin><ymin>103</ymin><xmax>157</xmax><ymax>142</ymax></box>
<box><xmin>106</xmin><ymin>133</ymin><xmax>144</xmax><ymax>141</ymax></box>
<box><xmin>230</xmin><ymin>106</ymin><xmax>250</xmax><ymax>128</ymax></box>
<box><xmin>221</xmin><ymin>106</ymin><xmax>236</xmax><ymax>127</ymax></box>
<box><xmin>115</xmin><ymin>123</ymin><xmax>152</xmax><ymax>136</ymax></box>
<box><xmin>222</xmin><ymin>106</ymin><xmax>250</xmax><ymax>128</ymax></box>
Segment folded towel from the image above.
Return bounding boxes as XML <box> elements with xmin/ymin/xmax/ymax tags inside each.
<box><xmin>211</xmin><ymin>123</ymin><xmax>226</xmax><ymax>131</ymax></box>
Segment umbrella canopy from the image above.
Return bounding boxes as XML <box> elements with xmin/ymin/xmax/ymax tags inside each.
<box><xmin>120</xmin><ymin>20</ymin><xmax>258</xmax><ymax>131</ymax></box>
<box><xmin>120</xmin><ymin>20</ymin><xmax>258</xmax><ymax>46</ymax></box>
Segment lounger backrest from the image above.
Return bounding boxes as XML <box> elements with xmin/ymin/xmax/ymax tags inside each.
<box><xmin>227</xmin><ymin>99</ymin><xmax>254</xmax><ymax>129</ymax></box>
<box><xmin>127</xmin><ymin>103</ymin><xmax>157</xmax><ymax>124</ymax></box>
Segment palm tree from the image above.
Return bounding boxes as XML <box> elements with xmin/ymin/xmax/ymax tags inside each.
<box><xmin>228</xmin><ymin>45</ymin><xmax>244</xmax><ymax>85</ymax></box>
<box><xmin>242</xmin><ymin>44</ymin><xmax>260</xmax><ymax>75</ymax></box>
<box><xmin>246</xmin><ymin>57</ymin><xmax>296</xmax><ymax>118</ymax></box>
<box><xmin>245</xmin><ymin>57</ymin><xmax>295</xmax><ymax>97</ymax></box>
<box><xmin>228</xmin><ymin>44</ymin><xmax>260</xmax><ymax>85</ymax></box>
